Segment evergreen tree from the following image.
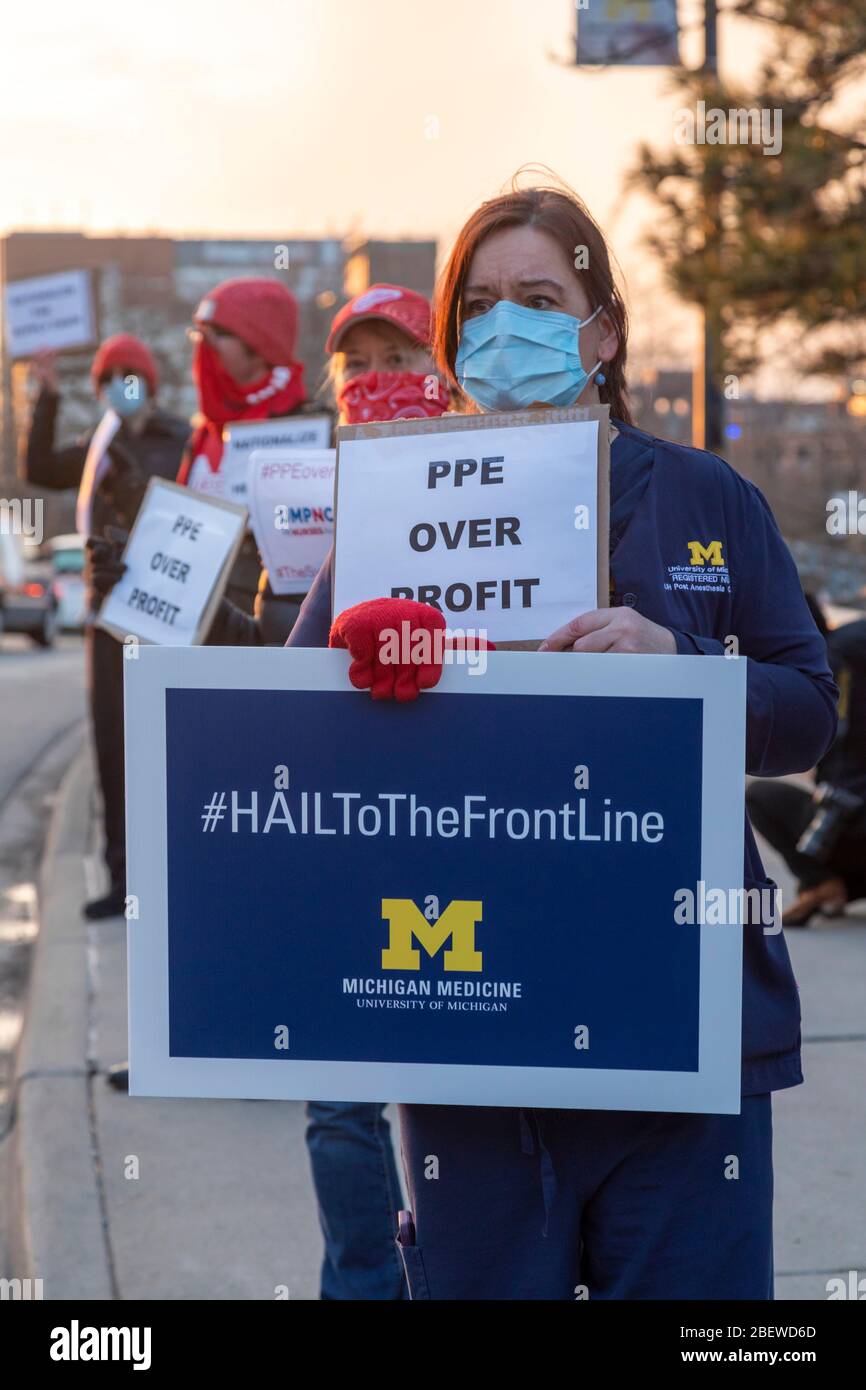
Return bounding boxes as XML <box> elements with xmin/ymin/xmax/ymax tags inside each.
<box><xmin>629</xmin><ymin>1</ymin><xmax>866</xmax><ymax>384</ymax></box>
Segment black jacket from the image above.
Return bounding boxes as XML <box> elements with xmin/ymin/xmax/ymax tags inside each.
<box><xmin>23</xmin><ymin>386</ymin><xmax>189</xmax><ymax>604</ymax></box>
<box><xmin>818</xmin><ymin>619</ymin><xmax>866</xmax><ymax>798</ymax></box>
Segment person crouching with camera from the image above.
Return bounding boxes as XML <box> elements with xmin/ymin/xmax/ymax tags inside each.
<box><xmin>747</xmin><ymin>600</ymin><xmax>866</xmax><ymax>927</ymax></box>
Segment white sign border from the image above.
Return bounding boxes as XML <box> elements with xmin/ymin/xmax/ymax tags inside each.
<box><xmin>126</xmin><ymin>647</ymin><xmax>746</xmax><ymax>1114</ymax></box>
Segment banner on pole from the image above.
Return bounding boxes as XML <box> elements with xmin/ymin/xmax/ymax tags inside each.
<box><xmin>576</xmin><ymin>0</ymin><xmax>680</xmax><ymax>67</ymax></box>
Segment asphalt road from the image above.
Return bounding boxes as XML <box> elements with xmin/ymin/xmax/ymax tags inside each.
<box><xmin>0</xmin><ymin>635</ymin><xmax>85</xmax><ymax>796</ymax></box>
<box><xmin>0</xmin><ymin>633</ymin><xmax>87</xmax><ymax>1272</ymax></box>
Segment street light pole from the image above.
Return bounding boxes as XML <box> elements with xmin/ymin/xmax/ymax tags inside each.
<box><xmin>693</xmin><ymin>0</ymin><xmax>724</xmax><ymax>453</ymax></box>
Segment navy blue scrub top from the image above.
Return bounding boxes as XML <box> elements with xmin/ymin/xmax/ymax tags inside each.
<box><xmin>288</xmin><ymin>420</ymin><xmax>838</xmax><ymax>1097</ymax></box>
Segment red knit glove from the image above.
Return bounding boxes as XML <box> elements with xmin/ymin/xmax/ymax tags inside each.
<box><xmin>329</xmin><ymin>598</ymin><xmax>446</xmax><ymax>701</ymax></box>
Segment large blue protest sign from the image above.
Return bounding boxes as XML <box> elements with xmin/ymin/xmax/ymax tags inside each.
<box><xmin>126</xmin><ymin>648</ymin><xmax>746</xmax><ymax>1112</ymax></box>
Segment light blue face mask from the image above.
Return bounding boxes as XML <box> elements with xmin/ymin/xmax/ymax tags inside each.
<box><xmin>455</xmin><ymin>299</ymin><xmax>603</xmax><ymax>412</ymax></box>
<box><xmin>102</xmin><ymin>374</ymin><xmax>148</xmax><ymax>419</ymax></box>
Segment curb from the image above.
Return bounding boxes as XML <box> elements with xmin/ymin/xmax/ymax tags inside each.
<box><xmin>8</xmin><ymin>746</ymin><xmax>115</xmax><ymax>1299</ymax></box>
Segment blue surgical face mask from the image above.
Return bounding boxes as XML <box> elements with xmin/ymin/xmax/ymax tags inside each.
<box><xmin>102</xmin><ymin>374</ymin><xmax>148</xmax><ymax>418</ymax></box>
<box><xmin>455</xmin><ymin>300</ymin><xmax>603</xmax><ymax>412</ymax></box>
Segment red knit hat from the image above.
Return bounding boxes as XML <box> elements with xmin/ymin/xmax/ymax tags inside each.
<box><xmin>91</xmin><ymin>334</ymin><xmax>159</xmax><ymax>395</ymax></box>
<box><xmin>194</xmin><ymin>278</ymin><xmax>300</xmax><ymax>366</ymax></box>
<box><xmin>326</xmin><ymin>284</ymin><xmax>431</xmax><ymax>354</ymax></box>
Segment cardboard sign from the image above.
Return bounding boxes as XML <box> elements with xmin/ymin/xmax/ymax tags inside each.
<box><xmin>97</xmin><ymin>479</ymin><xmax>246</xmax><ymax>646</ymax></box>
<box><xmin>333</xmin><ymin>405</ymin><xmax>610</xmax><ymax>645</ymax></box>
<box><xmin>4</xmin><ymin>269</ymin><xmax>96</xmax><ymax>358</ymax></box>
<box><xmin>126</xmin><ymin>646</ymin><xmax>747</xmax><ymax>1114</ymax></box>
<box><xmin>186</xmin><ymin>415</ymin><xmax>332</xmax><ymax>505</ymax></box>
<box><xmin>247</xmin><ymin>448</ymin><xmax>336</xmax><ymax>595</ymax></box>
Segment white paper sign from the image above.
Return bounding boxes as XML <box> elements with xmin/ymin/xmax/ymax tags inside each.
<box><xmin>187</xmin><ymin>415</ymin><xmax>331</xmax><ymax>505</ymax></box>
<box><xmin>76</xmin><ymin>409</ymin><xmax>122</xmax><ymax>538</ymax></box>
<box><xmin>4</xmin><ymin>269</ymin><xmax>95</xmax><ymax>357</ymax></box>
<box><xmin>247</xmin><ymin>448</ymin><xmax>336</xmax><ymax>595</ymax></box>
<box><xmin>334</xmin><ymin>418</ymin><xmax>601</xmax><ymax>642</ymax></box>
<box><xmin>97</xmin><ymin>479</ymin><xmax>246</xmax><ymax>646</ymax></box>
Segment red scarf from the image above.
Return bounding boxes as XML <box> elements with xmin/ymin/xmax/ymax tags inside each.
<box><xmin>337</xmin><ymin>370</ymin><xmax>450</xmax><ymax>425</ymax></box>
<box><xmin>179</xmin><ymin>339</ymin><xmax>307</xmax><ymax>479</ymax></box>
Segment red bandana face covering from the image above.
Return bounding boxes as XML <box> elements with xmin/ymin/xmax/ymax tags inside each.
<box><xmin>337</xmin><ymin>370</ymin><xmax>450</xmax><ymax>425</ymax></box>
<box><xmin>184</xmin><ymin>338</ymin><xmax>308</xmax><ymax>474</ymax></box>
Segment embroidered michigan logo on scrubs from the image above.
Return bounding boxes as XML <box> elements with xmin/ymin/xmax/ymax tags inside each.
<box><xmin>381</xmin><ymin>898</ymin><xmax>483</xmax><ymax>972</ymax></box>
<box><xmin>664</xmin><ymin>539</ymin><xmax>731</xmax><ymax>595</ymax></box>
<box><xmin>687</xmin><ymin>540</ymin><xmax>725</xmax><ymax>566</ymax></box>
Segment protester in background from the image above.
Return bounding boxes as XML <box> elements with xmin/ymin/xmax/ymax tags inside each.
<box><xmin>22</xmin><ymin>336</ymin><xmax>189</xmax><ymax>919</ymax></box>
<box><xmin>748</xmin><ymin>599</ymin><xmax>866</xmax><ymax>926</ymax></box>
<box><xmin>82</xmin><ymin>281</ymin><xmax>315</xmax><ymax>1088</ymax></box>
<box><xmin>87</xmin><ymin>290</ymin><xmax>450</xmax><ymax>1271</ymax></box>
<box><xmin>290</xmin><ymin>182</ymin><xmax>838</xmax><ymax>1300</ymax></box>
<box><xmin>286</xmin><ymin>285</ymin><xmax>449</xmax><ymax>652</ymax></box>
<box><xmin>292</xmin><ymin>284</ymin><xmax>450</xmax><ymax>1302</ymax></box>
<box><xmin>101</xmin><ymin>284</ymin><xmax>445</xmax><ymax>657</ymax></box>
<box><xmin>324</xmin><ymin>282</ymin><xmax>448</xmax><ymax>423</ymax></box>
<box><xmin>178</xmin><ymin>277</ymin><xmax>323</xmax><ymax>635</ymax></box>
<box><xmin>206</xmin><ymin>282</ymin><xmax>444</xmax><ymax>647</ymax></box>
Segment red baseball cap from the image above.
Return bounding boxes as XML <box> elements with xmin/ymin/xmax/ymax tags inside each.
<box><xmin>326</xmin><ymin>284</ymin><xmax>431</xmax><ymax>355</ymax></box>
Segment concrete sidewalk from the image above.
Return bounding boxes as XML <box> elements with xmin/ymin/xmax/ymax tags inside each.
<box><xmin>10</xmin><ymin>750</ymin><xmax>327</xmax><ymax>1300</ymax></box>
<box><xmin>10</xmin><ymin>753</ymin><xmax>866</xmax><ymax>1300</ymax></box>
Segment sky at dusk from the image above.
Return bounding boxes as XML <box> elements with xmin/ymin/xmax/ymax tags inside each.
<box><xmin>0</xmin><ymin>1</ymin><xmax>850</xmax><ymax>387</ymax></box>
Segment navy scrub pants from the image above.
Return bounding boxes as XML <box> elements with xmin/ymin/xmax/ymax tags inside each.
<box><xmin>396</xmin><ymin>1097</ymin><xmax>774</xmax><ymax>1300</ymax></box>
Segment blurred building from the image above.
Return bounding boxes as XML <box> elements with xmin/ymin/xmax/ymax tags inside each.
<box><xmin>4</xmin><ymin>247</ymin><xmax>862</xmax><ymax>602</ymax></box>
<box><xmin>631</xmin><ymin>368</ymin><xmax>865</xmax><ymax>604</ymax></box>
<box><xmin>630</xmin><ymin>368</ymin><xmax>693</xmax><ymax>444</ymax></box>
<box><xmin>0</xmin><ymin>229</ymin><xmax>437</xmax><ymax>527</ymax></box>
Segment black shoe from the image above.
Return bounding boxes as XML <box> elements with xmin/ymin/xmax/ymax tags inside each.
<box><xmin>83</xmin><ymin>887</ymin><xmax>126</xmax><ymax>920</ymax></box>
<box><xmin>106</xmin><ymin>1063</ymin><xmax>129</xmax><ymax>1091</ymax></box>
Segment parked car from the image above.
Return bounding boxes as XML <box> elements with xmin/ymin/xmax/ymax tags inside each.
<box><xmin>0</xmin><ymin>532</ymin><xmax>23</xmax><ymax>639</ymax></box>
<box><xmin>0</xmin><ymin>533</ymin><xmax>58</xmax><ymax>647</ymax></box>
<box><xmin>47</xmin><ymin>533</ymin><xmax>87</xmax><ymax>631</ymax></box>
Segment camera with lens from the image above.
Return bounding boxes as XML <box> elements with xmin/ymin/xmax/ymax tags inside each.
<box><xmin>796</xmin><ymin>783</ymin><xmax>864</xmax><ymax>864</ymax></box>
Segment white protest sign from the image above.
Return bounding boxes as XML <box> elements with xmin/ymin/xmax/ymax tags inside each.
<box><xmin>97</xmin><ymin>479</ymin><xmax>246</xmax><ymax>646</ymax></box>
<box><xmin>187</xmin><ymin>415</ymin><xmax>331</xmax><ymax>505</ymax></box>
<box><xmin>75</xmin><ymin>409</ymin><xmax>122</xmax><ymax>537</ymax></box>
<box><xmin>247</xmin><ymin>448</ymin><xmax>336</xmax><ymax>595</ymax></box>
<box><xmin>4</xmin><ymin>270</ymin><xmax>95</xmax><ymax>358</ymax></box>
<box><xmin>333</xmin><ymin>408</ymin><xmax>608</xmax><ymax>643</ymax></box>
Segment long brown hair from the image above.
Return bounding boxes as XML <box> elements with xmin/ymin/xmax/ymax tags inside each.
<box><xmin>433</xmin><ymin>179</ymin><xmax>633</xmax><ymax>425</ymax></box>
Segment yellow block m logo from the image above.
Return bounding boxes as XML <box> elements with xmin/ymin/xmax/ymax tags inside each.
<box><xmin>687</xmin><ymin>540</ymin><xmax>725</xmax><ymax>566</ymax></box>
<box><xmin>381</xmin><ymin>899</ymin><xmax>483</xmax><ymax>972</ymax></box>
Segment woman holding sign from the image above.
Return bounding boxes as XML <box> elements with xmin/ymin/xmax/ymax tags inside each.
<box><xmin>293</xmin><ymin>285</ymin><xmax>452</xmax><ymax>1303</ymax></box>
<box><xmin>290</xmin><ymin>182</ymin><xmax>837</xmax><ymax>1300</ymax></box>
<box><xmin>25</xmin><ymin>334</ymin><xmax>188</xmax><ymax>920</ymax></box>
<box><xmin>193</xmin><ymin>286</ymin><xmax>450</xmax><ymax>656</ymax></box>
